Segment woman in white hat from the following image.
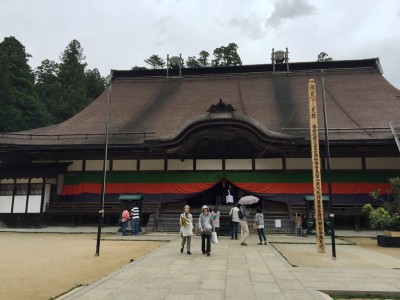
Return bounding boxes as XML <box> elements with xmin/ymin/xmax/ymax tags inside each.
<box><xmin>198</xmin><ymin>205</ymin><xmax>214</xmax><ymax>256</ymax></box>
<box><xmin>179</xmin><ymin>204</ymin><xmax>193</xmax><ymax>254</ymax></box>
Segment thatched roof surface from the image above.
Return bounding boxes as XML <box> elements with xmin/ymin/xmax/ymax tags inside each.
<box><xmin>1</xmin><ymin>59</ymin><xmax>399</xmax><ymax>152</ymax></box>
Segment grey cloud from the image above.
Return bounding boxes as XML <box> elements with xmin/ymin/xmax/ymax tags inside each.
<box><xmin>154</xmin><ymin>16</ymin><xmax>171</xmax><ymax>34</ymax></box>
<box><xmin>228</xmin><ymin>14</ymin><xmax>265</xmax><ymax>40</ymax></box>
<box><xmin>266</xmin><ymin>0</ymin><xmax>317</xmax><ymax>28</ymax></box>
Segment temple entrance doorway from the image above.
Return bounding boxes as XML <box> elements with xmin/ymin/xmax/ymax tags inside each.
<box><xmin>186</xmin><ymin>179</ymin><xmax>243</xmax><ymax>209</ymax></box>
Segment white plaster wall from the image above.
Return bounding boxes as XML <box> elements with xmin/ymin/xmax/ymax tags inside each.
<box><xmin>30</xmin><ymin>178</ymin><xmax>43</xmax><ymax>184</ymax></box>
<box><xmin>1</xmin><ymin>179</ymin><xmax>14</xmax><ymax>184</ymax></box>
<box><xmin>255</xmin><ymin>158</ymin><xmax>283</xmax><ymax>170</ymax></box>
<box><xmin>168</xmin><ymin>159</ymin><xmax>193</xmax><ymax>171</ymax></box>
<box><xmin>329</xmin><ymin>158</ymin><xmax>362</xmax><ymax>170</ymax></box>
<box><xmin>60</xmin><ymin>160</ymin><xmax>83</xmax><ymax>172</ymax></box>
<box><xmin>13</xmin><ymin>196</ymin><xmax>27</xmax><ymax>213</ymax></box>
<box><xmin>16</xmin><ymin>179</ymin><xmax>29</xmax><ymax>184</ymax></box>
<box><xmin>140</xmin><ymin>160</ymin><xmax>165</xmax><ymax>171</ymax></box>
<box><xmin>86</xmin><ymin>160</ymin><xmax>109</xmax><ymax>171</ymax></box>
<box><xmin>196</xmin><ymin>159</ymin><xmax>223</xmax><ymax>170</ymax></box>
<box><xmin>225</xmin><ymin>159</ymin><xmax>252</xmax><ymax>170</ymax></box>
<box><xmin>366</xmin><ymin>157</ymin><xmax>400</xmax><ymax>169</ymax></box>
<box><xmin>27</xmin><ymin>195</ymin><xmax>42</xmax><ymax>213</ymax></box>
<box><xmin>0</xmin><ymin>196</ymin><xmax>12</xmax><ymax>213</ymax></box>
<box><xmin>286</xmin><ymin>158</ymin><xmax>312</xmax><ymax>170</ymax></box>
<box><xmin>113</xmin><ymin>160</ymin><xmax>137</xmax><ymax>171</ymax></box>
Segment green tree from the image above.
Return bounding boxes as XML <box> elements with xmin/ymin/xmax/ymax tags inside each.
<box><xmin>144</xmin><ymin>54</ymin><xmax>166</xmax><ymax>69</ymax></box>
<box><xmin>131</xmin><ymin>66</ymin><xmax>148</xmax><ymax>70</ymax></box>
<box><xmin>34</xmin><ymin>59</ymin><xmax>60</xmax><ymax>124</ymax></box>
<box><xmin>198</xmin><ymin>50</ymin><xmax>210</xmax><ymax>67</ymax></box>
<box><xmin>57</xmin><ymin>39</ymin><xmax>88</xmax><ymax>122</ymax></box>
<box><xmin>85</xmin><ymin>68</ymin><xmax>105</xmax><ymax>102</ymax></box>
<box><xmin>211</xmin><ymin>43</ymin><xmax>242</xmax><ymax>67</ymax></box>
<box><xmin>0</xmin><ymin>36</ymin><xmax>51</xmax><ymax>131</ymax></box>
<box><xmin>317</xmin><ymin>52</ymin><xmax>333</xmax><ymax>62</ymax></box>
<box><xmin>185</xmin><ymin>56</ymin><xmax>201</xmax><ymax>68</ymax></box>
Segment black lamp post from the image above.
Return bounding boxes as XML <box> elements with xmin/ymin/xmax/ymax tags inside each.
<box><xmin>95</xmin><ymin>71</ymin><xmax>113</xmax><ymax>256</ymax></box>
<box><xmin>321</xmin><ymin>70</ymin><xmax>336</xmax><ymax>259</ymax></box>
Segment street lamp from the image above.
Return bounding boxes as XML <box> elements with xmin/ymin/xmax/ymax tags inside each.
<box><xmin>95</xmin><ymin>71</ymin><xmax>113</xmax><ymax>256</ymax></box>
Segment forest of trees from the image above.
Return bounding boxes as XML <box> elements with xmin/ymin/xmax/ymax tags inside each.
<box><xmin>0</xmin><ymin>38</ymin><xmax>244</xmax><ymax>132</ymax></box>
<box><xmin>0</xmin><ymin>36</ymin><xmax>330</xmax><ymax>132</ymax></box>
<box><xmin>0</xmin><ymin>37</ymin><xmax>105</xmax><ymax>132</ymax></box>
<box><xmin>138</xmin><ymin>42</ymin><xmax>242</xmax><ymax>69</ymax></box>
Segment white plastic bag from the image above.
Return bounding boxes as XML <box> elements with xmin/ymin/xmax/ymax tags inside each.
<box><xmin>181</xmin><ymin>222</ymin><xmax>193</xmax><ymax>237</ymax></box>
<box><xmin>211</xmin><ymin>231</ymin><xmax>218</xmax><ymax>244</ymax></box>
<box><xmin>226</xmin><ymin>189</ymin><xmax>234</xmax><ymax>204</ymax></box>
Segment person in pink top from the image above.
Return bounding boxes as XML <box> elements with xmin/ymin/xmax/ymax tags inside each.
<box><xmin>211</xmin><ymin>207</ymin><xmax>220</xmax><ymax>233</ymax></box>
<box><xmin>121</xmin><ymin>209</ymin><xmax>130</xmax><ymax>236</ymax></box>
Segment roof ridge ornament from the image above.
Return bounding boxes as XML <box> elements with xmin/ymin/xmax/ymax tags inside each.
<box><xmin>271</xmin><ymin>47</ymin><xmax>289</xmax><ymax>73</ymax></box>
<box><xmin>207</xmin><ymin>99</ymin><xmax>236</xmax><ymax>113</ymax></box>
<box><xmin>167</xmin><ymin>54</ymin><xmax>183</xmax><ymax>78</ymax></box>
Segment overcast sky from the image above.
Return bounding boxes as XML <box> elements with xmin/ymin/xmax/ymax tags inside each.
<box><xmin>1</xmin><ymin>0</ymin><xmax>399</xmax><ymax>89</ymax></box>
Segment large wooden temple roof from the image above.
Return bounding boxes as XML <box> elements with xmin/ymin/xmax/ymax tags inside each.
<box><xmin>0</xmin><ymin>58</ymin><xmax>399</xmax><ymax>160</ymax></box>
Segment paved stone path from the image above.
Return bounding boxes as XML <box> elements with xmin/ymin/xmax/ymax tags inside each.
<box><xmin>62</xmin><ymin>234</ymin><xmax>400</xmax><ymax>300</ymax></box>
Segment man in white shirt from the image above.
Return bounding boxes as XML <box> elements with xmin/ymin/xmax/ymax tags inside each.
<box><xmin>130</xmin><ymin>206</ymin><xmax>140</xmax><ymax>236</ymax></box>
<box><xmin>229</xmin><ymin>204</ymin><xmax>240</xmax><ymax>240</ymax></box>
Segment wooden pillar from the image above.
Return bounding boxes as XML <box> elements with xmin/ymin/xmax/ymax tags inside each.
<box><xmin>308</xmin><ymin>79</ymin><xmax>325</xmax><ymax>253</ymax></box>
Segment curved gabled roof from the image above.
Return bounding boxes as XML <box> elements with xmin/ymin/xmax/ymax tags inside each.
<box><xmin>0</xmin><ymin>58</ymin><xmax>399</xmax><ymax>149</ymax></box>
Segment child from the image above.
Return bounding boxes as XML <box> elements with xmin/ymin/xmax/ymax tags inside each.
<box><xmin>254</xmin><ymin>207</ymin><xmax>267</xmax><ymax>245</ymax></box>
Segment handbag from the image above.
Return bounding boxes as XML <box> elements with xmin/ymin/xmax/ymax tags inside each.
<box><xmin>180</xmin><ymin>214</ymin><xmax>193</xmax><ymax>237</ymax></box>
<box><xmin>211</xmin><ymin>231</ymin><xmax>218</xmax><ymax>244</ymax></box>
<box><xmin>181</xmin><ymin>221</ymin><xmax>193</xmax><ymax>237</ymax></box>
<box><xmin>253</xmin><ymin>223</ymin><xmax>258</xmax><ymax>231</ymax></box>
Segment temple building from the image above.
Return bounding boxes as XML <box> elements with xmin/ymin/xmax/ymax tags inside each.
<box><xmin>0</xmin><ymin>51</ymin><xmax>399</xmax><ymax>232</ymax></box>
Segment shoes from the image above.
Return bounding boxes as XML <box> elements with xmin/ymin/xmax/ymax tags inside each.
<box><xmin>231</xmin><ymin>237</ymin><xmax>234</xmax><ymax>240</ymax></box>
<box><xmin>241</xmin><ymin>242</ymin><xmax>247</xmax><ymax>246</ymax></box>
<box><xmin>202</xmin><ymin>252</ymin><xmax>206</xmax><ymax>255</ymax></box>
<box><xmin>235</xmin><ymin>237</ymin><xmax>238</xmax><ymax>240</ymax></box>
<box><xmin>264</xmin><ymin>241</ymin><xmax>267</xmax><ymax>245</ymax></box>
<box><xmin>257</xmin><ymin>242</ymin><xmax>262</xmax><ymax>245</ymax></box>
<box><xmin>207</xmin><ymin>252</ymin><xmax>210</xmax><ymax>256</ymax></box>
<box><xmin>187</xmin><ymin>251</ymin><xmax>192</xmax><ymax>255</ymax></box>
<box><xmin>180</xmin><ymin>248</ymin><xmax>183</xmax><ymax>253</ymax></box>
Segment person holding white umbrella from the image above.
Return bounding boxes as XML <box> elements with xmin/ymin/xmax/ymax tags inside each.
<box><xmin>238</xmin><ymin>195</ymin><xmax>258</xmax><ymax>246</ymax></box>
<box><xmin>239</xmin><ymin>205</ymin><xmax>250</xmax><ymax>246</ymax></box>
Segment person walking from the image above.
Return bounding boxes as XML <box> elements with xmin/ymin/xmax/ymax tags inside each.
<box><xmin>254</xmin><ymin>207</ymin><xmax>267</xmax><ymax>245</ymax></box>
<box><xmin>179</xmin><ymin>205</ymin><xmax>193</xmax><ymax>255</ymax></box>
<box><xmin>121</xmin><ymin>209</ymin><xmax>130</xmax><ymax>236</ymax></box>
<box><xmin>130</xmin><ymin>205</ymin><xmax>140</xmax><ymax>236</ymax></box>
<box><xmin>229</xmin><ymin>203</ymin><xmax>240</xmax><ymax>240</ymax></box>
<box><xmin>211</xmin><ymin>206</ymin><xmax>220</xmax><ymax>233</ymax></box>
<box><xmin>239</xmin><ymin>205</ymin><xmax>250</xmax><ymax>246</ymax></box>
<box><xmin>198</xmin><ymin>205</ymin><xmax>214</xmax><ymax>256</ymax></box>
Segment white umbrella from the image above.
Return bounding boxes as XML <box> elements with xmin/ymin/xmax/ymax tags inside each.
<box><xmin>238</xmin><ymin>195</ymin><xmax>259</xmax><ymax>205</ymax></box>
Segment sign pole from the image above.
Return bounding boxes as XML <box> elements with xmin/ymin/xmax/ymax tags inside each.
<box><xmin>308</xmin><ymin>79</ymin><xmax>326</xmax><ymax>253</ymax></box>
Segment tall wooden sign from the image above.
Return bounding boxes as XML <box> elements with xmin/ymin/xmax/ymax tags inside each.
<box><xmin>308</xmin><ymin>79</ymin><xmax>326</xmax><ymax>253</ymax></box>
